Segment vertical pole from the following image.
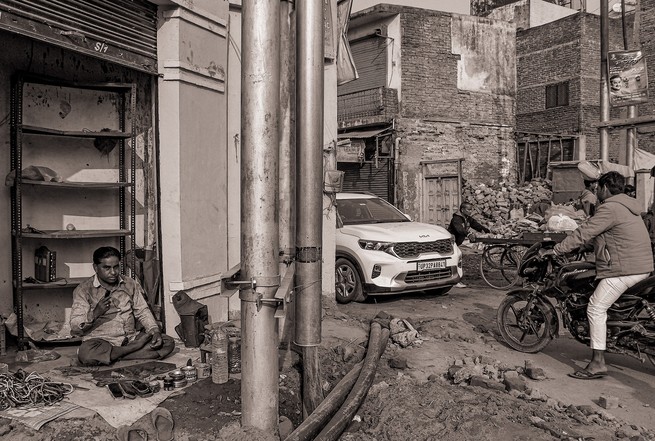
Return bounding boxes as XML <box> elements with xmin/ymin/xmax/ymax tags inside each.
<box><xmin>600</xmin><ymin>0</ymin><xmax>610</xmax><ymax>162</ymax></box>
<box><xmin>295</xmin><ymin>0</ymin><xmax>325</xmax><ymax>416</ymax></box>
<box><xmin>626</xmin><ymin>0</ymin><xmax>641</xmax><ymax>174</ymax></box>
<box><xmin>280</xmin><ymin>0</ymin><xmax>296</xmax><ymax>265</ymax></box>
<box><xmin>241</xmin><ymin>0</ymin><xmax>280</xmax><ymax>433</ymax></box>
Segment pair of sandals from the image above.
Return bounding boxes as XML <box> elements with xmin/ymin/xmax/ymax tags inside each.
<box><xmin>116</xmin><ymin>407</ymin><xmax>174</xmax><ymax>441</ymax></box>
<box><xmin>114</xmin><ymin>380</ymin><xmax>153</xmax><ymax>399</ymax></box>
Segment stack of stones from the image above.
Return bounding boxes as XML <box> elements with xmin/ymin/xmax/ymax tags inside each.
<box><xmin>461</xmin><ymin>178</ymin><xmax>553</xmax><ymax>238</ymax></box>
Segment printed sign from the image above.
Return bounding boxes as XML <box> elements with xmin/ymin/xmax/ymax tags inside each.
<box><xmin>337</xmin><ymin>139</ymin><xmax>364</xmax><ymax>163</ymax></box>
<box><xmin>608</xmin><ymin>50</ymin><xmax>649</xmax><ymax>107</ymax></box>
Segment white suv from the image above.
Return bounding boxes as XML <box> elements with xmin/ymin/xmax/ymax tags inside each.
<box><xmin>335</xmin><ymin>193</ymin><xmax>462</xmax><ymax>303</ymax></box>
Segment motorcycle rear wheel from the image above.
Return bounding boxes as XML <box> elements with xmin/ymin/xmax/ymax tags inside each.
<box><xmin>497</xmin><ymin>294</ymin><xmax>553</xmax><ymax>353</ymax></box>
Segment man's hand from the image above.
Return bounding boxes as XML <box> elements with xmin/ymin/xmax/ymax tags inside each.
<box><xmin>149</xmin><ymin>330</ymin><xmax>163</xmax><ymax>349</ymax></box>
<box><xmin>92</xmin><ymin>295</ymin><xmax>111</xmax><ymax>321</ymax></box>
<box><xmin>467</xmin><ymin>233</ymin><xmax>477</xmax><ymax>242</ymax></box>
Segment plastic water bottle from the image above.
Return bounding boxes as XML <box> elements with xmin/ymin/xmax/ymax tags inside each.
<box><xmin>228</xmin><ymin>336</ymin><xmax>241</xmax><ymax>374</ymax></box>
<box><xmin>211</xmin><ymin>328</ymin><xmax>229</xmax><ymax>384</ymax></box>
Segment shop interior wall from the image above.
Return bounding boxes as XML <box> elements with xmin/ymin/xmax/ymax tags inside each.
<box><xmin>0</xmin><ymin>31</ymin><xmax>154</xmax><ymax>323</ymax></box>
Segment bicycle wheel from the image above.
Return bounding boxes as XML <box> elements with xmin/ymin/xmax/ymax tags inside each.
<box><xmin>479</xmin><ymin>245</ymin><xmax>512</xmax><ymax>289</ymax></box>
<box><xmin>500</xmin><ymin>244</ymin><xmax>529</xmax><ymax>288</ymax></box>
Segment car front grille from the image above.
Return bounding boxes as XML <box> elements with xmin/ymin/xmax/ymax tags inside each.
<box><xmin>404</xmin><ymin>268</ymin><xmax>453</xmax><ymax>283</ymax></box>
<box><xmin>394</xmin><ymin>239</ymin><xmax>453</xmax><ymax>258</ymax></box>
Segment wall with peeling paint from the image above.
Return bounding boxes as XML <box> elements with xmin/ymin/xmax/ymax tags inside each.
<box><xmin>395</xmin><ymin>7</ymin><xmax>517</xmax><ymax>222</ymax></box>
<box><xmin>0</xmin><ymin>31</ymin><xmax>155</xmax><ymax>324</ymax></box>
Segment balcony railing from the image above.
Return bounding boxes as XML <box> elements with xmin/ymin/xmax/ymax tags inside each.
<box><xmin>337</xmin><ymin>87</ymin><xmax>398</xmax><ymax>125</ymax></box>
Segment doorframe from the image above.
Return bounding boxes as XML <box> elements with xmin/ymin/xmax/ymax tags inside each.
<box><xmin>419</xmin><ymin>159</ymin><xmax>463</xmax><ymax>224</ymax></box>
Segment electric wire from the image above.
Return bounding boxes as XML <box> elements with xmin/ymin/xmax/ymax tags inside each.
<box><xmin>0</xmin><ymin>370</ymin><xmax>73</xmax><ymax>411</ymax></box>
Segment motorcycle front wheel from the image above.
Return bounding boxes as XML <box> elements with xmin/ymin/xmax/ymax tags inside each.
<box><xmin>497</xmin><ymin>294</ymin><xmax>554</xmax><ymax>353</ymax></box>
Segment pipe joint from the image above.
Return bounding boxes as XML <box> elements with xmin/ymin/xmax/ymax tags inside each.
<box><xmin>296</xmin><ymin>246</ymin><xmax>322</xmax><ymax>263</ymax></box>
<box><xmin>239</xmin><ymin>289</ymin><xmax>283</xmax><ymax>311</ymax></box>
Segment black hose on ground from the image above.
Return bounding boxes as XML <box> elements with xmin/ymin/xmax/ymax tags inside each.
<box><xmin>315</xmin><ymin>322</ymin><xmax>390</xmax><ymax>441</ymax></box>
<box><xmin>284</xmin><ymin>321</ymin><xmax>389</xmax><ymax>441</ymax></box>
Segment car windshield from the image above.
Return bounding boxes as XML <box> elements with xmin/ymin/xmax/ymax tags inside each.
<box><xmin>337</xmin><ymin>197</ymin><xmax>410</xmax><ymax>225</ymax></box>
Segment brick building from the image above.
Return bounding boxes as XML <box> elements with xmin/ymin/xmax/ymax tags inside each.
<box><xmin>337</xmin><ymin>4</ymin><xmax>516</xmax><ymax>227</ymax></box>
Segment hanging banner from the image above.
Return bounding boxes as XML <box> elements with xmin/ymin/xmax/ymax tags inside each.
<box><xmin>608</xmin><ymin>50</ymin><xmax>649</xmax><ymax>107</ymax></box>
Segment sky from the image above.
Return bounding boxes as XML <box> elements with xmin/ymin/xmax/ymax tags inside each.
<box><xmin>352</xmin><ymin>0</ymin><xmax>471</xmax><ymax>14</ymax></box>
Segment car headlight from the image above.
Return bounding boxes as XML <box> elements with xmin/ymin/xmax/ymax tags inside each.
<box><xmin>358</xmin><ymin>240</ymin><xmax>395</xmax><ymax>255</ymax></box>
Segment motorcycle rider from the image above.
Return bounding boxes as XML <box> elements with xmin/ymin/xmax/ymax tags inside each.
<box><xmin>548</xmin><ymin>171</ymin><xmax>654</xmax><ymax>379</ymax></box>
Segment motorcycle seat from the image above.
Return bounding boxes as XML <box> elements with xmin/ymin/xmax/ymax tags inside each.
<box><xmin>622</xmin><ymin>274</ymin><xmax>655</xmax><ymax>298</ymax></box>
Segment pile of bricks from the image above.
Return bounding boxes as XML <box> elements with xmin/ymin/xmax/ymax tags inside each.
<box><xmin>462</xmin><ymin>178</ymin><xmax>553</xmax><ymax>238</ymax></box>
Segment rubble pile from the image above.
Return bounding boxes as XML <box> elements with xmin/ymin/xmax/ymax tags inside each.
<box><xmin>446</xmin><ymin>356</ymin><xmax>654</xmax><ymax>440</ymax></box>
<box><xmin>462</xmin><ymin>178</ymin><xmax>554</xmax><ymax>238</ymax></box>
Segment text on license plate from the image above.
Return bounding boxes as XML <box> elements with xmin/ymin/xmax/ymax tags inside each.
<box><xmin>417</xmin><ymin>260</ymin><xmax>446</xmax><ymax>271</ymax></box>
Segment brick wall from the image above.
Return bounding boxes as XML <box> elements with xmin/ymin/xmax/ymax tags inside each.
<box><xmin>395</xmin><ymin>118</ymin><xmax>516</xmax><ymax>219</ymax></box>
<box><xmin>517</xmin><ymin>12</ymin><xmax>629</xmax><ymax>161</ymax></box>
<box><xmin>390</xmin><ymin>9</ymin><xmax>517</xmax><ymax>219</ymax></box>
<box><xmin>399</xmin><ymin>11</ymin><xmax>515</xmax><ymax>125</ymax></box>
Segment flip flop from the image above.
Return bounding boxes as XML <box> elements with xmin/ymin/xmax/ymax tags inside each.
<box><xmin>116</xmin><ymin>426</ymin><xmax>148</xmax><ymax>441</ymax></box>
<box><xmin>568</xmin><ymin>369</ymin><xmax>608</xmax><ymax>380</ymax></box>
<box><xmin>151</xmin><ymin>407</ymin><xmax>174</xmax><ymax>441</ymax></box>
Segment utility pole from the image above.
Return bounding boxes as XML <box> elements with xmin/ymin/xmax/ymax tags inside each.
<box><xmin>600</xmin><ymin>0</ymin><xmax>610</xmax><ymax>162</ymax></box>
<box><xmin>625</xmin><ymin>0</ymin><xmax>641</xmax><ymax>171</ymax></box>
<box><xmin>295</xmin><ymin>0</ymin><xmax>325</xmax><ymax>417</ymax></box>
<box><xmin>240</xmin><ymin>0</ymin><xmax>280</xmax><ymax>433</ymax></box>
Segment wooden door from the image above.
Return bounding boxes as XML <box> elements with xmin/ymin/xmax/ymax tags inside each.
<box><xmin>424</xmin><ymin>176</ymin><xmax>460</xmax><ymax>227</ymax></box>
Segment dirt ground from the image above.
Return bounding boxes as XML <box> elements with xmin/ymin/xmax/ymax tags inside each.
<box><xmin>1</xmin><ymin>249</ymin><xmax>654</xmax><ymax>440</ymax></box>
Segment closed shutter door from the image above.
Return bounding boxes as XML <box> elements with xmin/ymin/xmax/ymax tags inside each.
<box><xmin>338</xmin><ymin>159</ymin><xmax>392</xmax><ymax>202</ymax></box>
<box><xmin>0</xmin><ymin>0</ymin><xmax>157</xmax><ymax>73</ymax></box>
<box><xmin>337</xmin><ymin>36</ymin><xmax>387</xmax><ymax>96</ymax></box>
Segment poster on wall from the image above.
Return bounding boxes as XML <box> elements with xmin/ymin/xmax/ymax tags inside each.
<box><xmin>608</xmin><ymin>50</ymin><xmax>649</xmax><ymax>107</ymax></box>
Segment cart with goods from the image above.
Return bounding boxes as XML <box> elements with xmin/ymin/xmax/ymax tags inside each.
<box><xmin>475</xmin><ymin>232</ymin><xmax>567</xmax><ymax>290</ymax></box>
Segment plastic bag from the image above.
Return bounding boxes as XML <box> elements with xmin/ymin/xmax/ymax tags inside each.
<box><xmin>5</xmin><ymin>165</ymin><xmax>63</xmax><ymax>186</ymax></box>
<box><xmin>547</xmin><ymin>214</ymin><xmax>578</xmax><ymax>232</ymax></box>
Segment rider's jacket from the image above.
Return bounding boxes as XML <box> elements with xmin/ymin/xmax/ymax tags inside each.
<box><xmin>555</xmin><ymin>193</ymin><xmax>653</xmax><ymax>279</ymax></box>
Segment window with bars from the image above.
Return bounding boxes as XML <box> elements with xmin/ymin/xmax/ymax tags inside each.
<box><xmin>546</xmin><ymin>82</ymin><xmax>569</xmax><ymax>108</ymax></box>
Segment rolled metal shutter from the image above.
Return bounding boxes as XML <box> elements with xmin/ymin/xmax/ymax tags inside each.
<box><xmin>0</xmin><ymin>0</ymin><xmax>158</xmax><ymax>73</ymax></box>
<box><xmin>338</xmin><ymin>158</ymin><xmax>393</xmax><ymax>202</ymax></box>
<box><xmin>337</xmin><ymin>36</ymin><xmax>387</xmax><ymax>96</ymax></box>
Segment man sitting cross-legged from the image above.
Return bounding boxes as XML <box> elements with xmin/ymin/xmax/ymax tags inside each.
<box><xmin>70</xmin><ymin>246</ymin><xmax>175</xmax><ymax>366</ymax></box>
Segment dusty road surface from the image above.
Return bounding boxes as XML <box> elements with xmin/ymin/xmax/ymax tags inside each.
<box><xmin>1</xmin><ymin>249</ymin><xmax>654</xmax><ymax>440</ymax></box>
<box><xmin>326</xmin><ymin>249</ymin><xmax>655</xmax><ymax>441</ymax></box>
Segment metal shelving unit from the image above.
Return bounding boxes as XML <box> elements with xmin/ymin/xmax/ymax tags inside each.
<box><xmin>9</xmin><ymin>72</ymin><xmax>136</xmax><ymax>349</ymax></box>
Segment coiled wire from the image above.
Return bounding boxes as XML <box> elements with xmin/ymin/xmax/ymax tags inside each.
<box><xmin>0</xmin><ymin>369</ymin><xmax>73</xmax><ymax>410</ymax></box>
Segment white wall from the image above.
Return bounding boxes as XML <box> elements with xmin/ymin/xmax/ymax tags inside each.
<box><xmin>530</xmin><ymin>0</ymin><xmax>577</xmax><ymax>28</ymax></box>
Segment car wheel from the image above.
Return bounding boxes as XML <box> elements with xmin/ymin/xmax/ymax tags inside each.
<box><xmin>335</xmin><ymin>258</ymin><xmax>365</xmax><ymax>303</ymax></box>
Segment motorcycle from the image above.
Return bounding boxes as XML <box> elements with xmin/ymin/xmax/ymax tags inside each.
<box><xmin>496</xmin><ymin>241</ymin><xmax>655</xmax><ymax>366</ymax></box>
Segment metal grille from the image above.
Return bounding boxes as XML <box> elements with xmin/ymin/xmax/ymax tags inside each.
<box><xmin>0</xmin><ymin>0</ymin><xmax>158</xmax><ymax>73</ymax></box>
<box><xmin>404</xmin><ymin>268</ymin><xmax>453</xmax><ymax>283</ymax></box>
<box><xmin>338</xmin><ymin>36</ymin><xmax>387</xmax><ymax>96</ymax></box>
<box><xmin>339</xmin><ymin>158</ymin><xmax>392</xmax><ymax>202</ymax></box>
<box><xmin>394</xmin><ymin>239</ymin><xmax>453</xmax><ymax>258</ymax></box>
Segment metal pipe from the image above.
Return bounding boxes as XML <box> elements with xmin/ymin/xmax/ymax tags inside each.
<box><xmin>600</xmin><ymin>0</ymin><xmax>610</xmax><ymax>162</ymax></box>
<box><xmin>295</xmin><ymin>0</ymin><xmax>324</xmax><ymax>347</ymax></box>
<box><xmin>241</xmin><ymin>0</ymin><xmax>281</xmax><ymax>433</ymax></box>
<box><xmin>279</xmin><ymin>0</ymin><xmax>296</xmax><ymax>263</ymax></box>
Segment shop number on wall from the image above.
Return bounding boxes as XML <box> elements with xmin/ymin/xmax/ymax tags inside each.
<box><xmin>94</xmin><ymin>42</ymin><xmax>110</xmax><ymax>53</ymax></box>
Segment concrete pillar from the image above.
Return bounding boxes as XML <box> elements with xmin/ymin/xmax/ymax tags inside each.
<box><xmin>156</xmin><ymin>1</ymin><xmax>234</xmax><ymax>332</ymax></box>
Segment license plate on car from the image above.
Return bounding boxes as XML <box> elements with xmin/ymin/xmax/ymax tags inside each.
<box><xmin>417</xmin><ymin>260</ymin><xmax>446</xmax><ymax>271</ymax></box>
